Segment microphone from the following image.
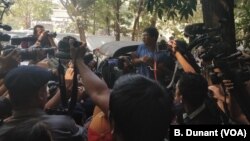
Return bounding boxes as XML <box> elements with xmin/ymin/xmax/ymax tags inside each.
<box><xmin>222</xmin><ymin>51</ymin><xmax>242</xmax><ymax>60</ymax></box>
<box><xmin>0</xmin><ymin>24</ymin><xmax>12</xmax><ymax>31</ymax></box>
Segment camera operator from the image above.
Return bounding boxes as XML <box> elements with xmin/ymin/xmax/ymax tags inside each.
<box><xmin>182</xmin><ymin>23</ymin><xmax>250</xmax><ymax>124</ymax></box>
<box><xmin>21</xmin><ymin>25</ymin><xmax>57</xmax><ymax>48</ymax></box>
<box><xmin>207</xmin><ymin>65</ymin><xmax>250</xmax><ymax>124</ymax></box>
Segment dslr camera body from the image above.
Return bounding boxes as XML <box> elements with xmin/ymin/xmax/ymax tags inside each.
<box><xmin>55</xmin><ymin>36</ymin><xmax>86</xmax><ymax>60</ymax></box>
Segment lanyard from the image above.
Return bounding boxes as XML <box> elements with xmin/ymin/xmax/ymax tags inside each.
<box><xmin>153</xmin><ymin>59</ymin><xmax>157</xmax><ymax>80</ymax></box>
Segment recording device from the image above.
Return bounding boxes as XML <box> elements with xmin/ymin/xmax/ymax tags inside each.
<box><xmin>10</xmin><ymin>31</ymin><xmax>57</xmax><ymax>45</ymax></box>
<box><xmin>11</xmin><ymin>36</ymin><xmax>37</xmax><ymax>45</ymax></box>
<box><xmin>0</xmin><ymin>32</ymin><xmax>11</xmax><ymax>41</ymax></box>
<box><xmin>0</xmin><ymin>24</ymin><xmax>12</xmax><ymax>31</ymax></box>
<box><xmin>46</xmin><ymin>31</ymin><xmax>57</xmax><ymax>38</ymax></box>
<box><xmin>186</xmin><ymin>21</ymin><xmax>250</xmax><ymax>121</ymax></box>
<box><xmin>55</xmin><ymin>36</ymin><xmax>84</xmax><ymax>59</ymax></box>
<box><xmin>0</xmin><ymin>23</ymin><xmax>12</xmax><ymax>42</ymax></box>
<box><xmin>209</xmin><ymin>51</ymin><xmax>250</xmax><ymax>84</ymax></box>
<box><xmin>1</xmin><ymin>45</ymin><xmax>55</xmax><ymax>60</ymax></box>
<box><xmin>184</xmin><ymin>22</ymin><xmax>226</xmax><ymax>62</ymax></box>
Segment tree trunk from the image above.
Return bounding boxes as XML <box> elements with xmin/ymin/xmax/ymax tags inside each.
<box><xmin>114</xmin><ymin>0</ymin><xmax>121</xmax><ymax>41</ymax></box>
<box><xmin>93</xmin><ymin>3</ymin><xmax>96</xmax><ymax>35</ymax></box>
<box><xmin>150</xmin><ymin>13</ymin><xmax>157</xmax><ymax>27</ymax></box>
<box><xmin>106</xmin><ymin>16</ymin><xmax>111</xmax><ymax>35</ymax></box>
<box><xmin>132</xmin><ymin>0</ymin><xmax>144</xmax><ymax>41</ymax></box>
<box><xmin>24</xmin><ymin>13</ymin><xmax>31</xmax><ymax>29</ymax></box>
<box><xmin>201</xmin><ymin>0</ymin><xmax>236</xmax><ymax>54</ymax></box>
<box><xmin>76</xmin><ymin>19</ymin><xmax>86</xmax><ymax>42</ymax></box>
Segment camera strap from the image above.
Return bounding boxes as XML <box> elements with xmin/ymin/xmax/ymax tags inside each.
<box><xmin>68</xmin><ymin>64</ymin><xmax>78</xmax><ymax>114</ymax></box>
<box><xmin>153</xmin><ymin>59</ymin><xmax>157</xmax><ymax>81</ymax></box>
<box><xmin>58</xmin><ymin>59</ymin><xmax>68</xmax><ymax>109</ymax></box>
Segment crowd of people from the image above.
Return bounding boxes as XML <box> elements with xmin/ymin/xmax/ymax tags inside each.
<box><xmin>0</xmin><ymin>25</ymin><xmax>249</xmax><ymax>141</ymax></box>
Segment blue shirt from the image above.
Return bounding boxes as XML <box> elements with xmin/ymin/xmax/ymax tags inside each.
<box><xmin>135</xmin><ymin>44</ymin><xmax>156</xmax><ymax>79</ymax></box>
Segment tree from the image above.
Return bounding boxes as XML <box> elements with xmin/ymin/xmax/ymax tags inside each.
<box><xmin>109</xmin><ymin>0</ymin><xmax>127</xmax><ymax>41</ymax></box>
<box><xmin>91</xmin><ymin>0</ymin><xmax>113</xmax><ymax>35</ymax></box>
<box><xmin>3</xmin><ymin>0</ymin><xmax>53</xmax><ymax>29</ymax></box>
<box><xmin>235</xmin><ymin>0</ymin><xmax>250</xmax><ymax>49</ymax></box>
<box><xmin>131</xmin><ymin>0</ymin><xmax>144</xmax><ymax>41</ymax></box>
<box><xmin>60</xmin><ymin>0</ymin><xmax>96</xmax><ymax>41</ymax></box>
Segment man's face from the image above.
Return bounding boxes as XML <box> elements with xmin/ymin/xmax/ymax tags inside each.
<box><xmin>36</xmin><ymin>27</ymin><xmax>45</xmax><ymax>36</ymax></box>
<box><xmin>142</xmin><ymin>32</ymin><xmax>156</xmax><ymax>46</ymax></box>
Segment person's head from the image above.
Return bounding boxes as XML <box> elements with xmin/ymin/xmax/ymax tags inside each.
<box><xmin>175</xmin><ymin>73</ymin><xmax>208</xmax><ymax>110</ymax></box>
<box><xmin>33</xmin><ymin>25</ymin><xmax>45</xmax><ymax>36</ymax></box>
<box><xmin>109</xmin><ymin>74</ymin><xmax>173</xmax><ymax>141</ymax></box>
<box><xmin>2</xmin><ymin>119</ymin><xmax>53</xmax><ymax>141</ymax></box>
<box><xmin>142</xmin><ymin>26</ymin><xmax>159</xmax><ymax>47</ymax></box>
<box><xmin>0</xmin><ymin>96</ymin><xmax>12</xmax><ymax>119</ymax></box>
<box><xmin>4</xmin><ymin>66</ymin><xmax>52</xmax><ymax>110</ymax></box>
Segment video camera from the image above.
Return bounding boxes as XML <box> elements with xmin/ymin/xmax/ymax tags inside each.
<box><xmin>184</xmin><ymin>22</ymin><xmax>225</xmax><ymax>62</ymax></box>
<box><xmin>11</xmin><ymin>36</ymin><xmax>37</xmax><ymax>45</ymax></box>
<box><xmin>0</xmin><ymin>23</ymin><xmax>12</xmax><ymax>42</ymax></box>
<box><xmin>0</xmin><ymin>32</ymin><xmax>11</xmax><ymax>42</ymax></box>
<box><xmin>10</xmin><ymin>31</ymin><xmax>57</xmax><ymax>46</ymax></box>
<box><xmin>209</xmin><ymin>51</ymin><xmax>250</xmax><ymax>84</ymax></box>
<box><xmin>46</xmin><ymin>31</ymin><xmax>57</xmax><ymax>38</ymax></box>
<box><xmin>1</xmin><ymin>45</ymin><xmax>55</xmax><ymax>60</ymax></box>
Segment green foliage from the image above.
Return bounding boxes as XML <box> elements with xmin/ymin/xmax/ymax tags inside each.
<box><xmin>146</xmin><ymin>0</ymin><xmax>197</xmax><ymax>20</ymax></box>
<box><xmin>3</xmin><ymin>0</ymin><xmax>53</xmax><ymax>29</ymax></box>
<box><xmin>235</xmin><ymin>0</ymin><xmax>250</xmax><ymax>48</ymax></box>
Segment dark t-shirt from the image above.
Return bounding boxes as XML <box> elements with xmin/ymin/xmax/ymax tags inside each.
<box><xmin>0</xmin><ymin>109</ymin><xmax>83</xmax><ymax>141</ymax></box>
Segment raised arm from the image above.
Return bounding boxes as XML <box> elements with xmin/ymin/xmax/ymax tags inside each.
<box><xmin>167</xmin><ymin>40</ymin><xmax>196</xmax><ymax>73</ymax></box>
<box><xmin>70</xmin><ymin>42</ymin><xmax>110</xmax><ymax>115</ymax></box>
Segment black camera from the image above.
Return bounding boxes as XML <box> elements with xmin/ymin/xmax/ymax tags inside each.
<box><xmin>55</xmin><ymin>36</ymin><xmax>85</xmax><ymax>59</ymax></box>
<box><xmin>0</xmin><ymin>32</ymin><xmax>11</xmax><ymax>42</ymax></box>
<box><xmin>1</xmin><ymin>45</ymin><xmax>55</xmax><ymax>60</ymax></box>
<box><xmin>11</xmin><ymin>36</ymin><xmax>37</xmax><ymax>45</ymax></box>
<box><xmin>47</xmin><ymin>31</ymin><xmax>57</xmax><ymax>38</ymax></box>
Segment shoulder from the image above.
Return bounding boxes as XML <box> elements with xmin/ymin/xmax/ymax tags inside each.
<box><xmin>42</xmin><ymin>115</ymin><xmax>83</xmax><ymax>140</ymax></box>
<box><xmin>42</xmin><ymin>114</ymin><xmax>77</xmax><ymax>126</ymax></box>
<box><xmin>137</xmin><ymin>44</ymin><xmax>146</xmax><ymax>50</ymax></box>
<box><xmin>136</xmin><ymin>44</ymin><xmax>147</xmax><ymax>54</ymax></box>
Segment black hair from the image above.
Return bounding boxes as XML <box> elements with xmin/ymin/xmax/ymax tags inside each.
<box><xmin>33</xmin><ymin>25</ymin><xmax>44</xmax><ymax>35</ymax></box>
<box><xmin>109</xmin><ymin>74</ymin><xmax>173</xmax><ymax>141</ymax></box>
<box><xmin>8</xmin><ymin>86</ymin><xmax>46</xmax><ymax>110</ymax></box>
<box><xmin>0</xmin><ymin>97</ymin><xmax>12</xmax><ymax>119</ymax></box>
<box><xmin>178</xmin><ymin>73</ymin><xmax>208</xmax><ymax>108</ymax></box>
<box><xmin>2</xmin><ymin>119</ymin><xmax>53</xmax><ymax>141</ymax></box>
<box><xmin>143</xmin><ymin>26</ymin><xmax>159</xmax><ymax>41</ymax></box>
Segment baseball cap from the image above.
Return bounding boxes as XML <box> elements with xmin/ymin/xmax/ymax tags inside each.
<box><xmin>4</xmin><ymin>66</ymin><xmax>52</xmax><ymax>93</ymax></box>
